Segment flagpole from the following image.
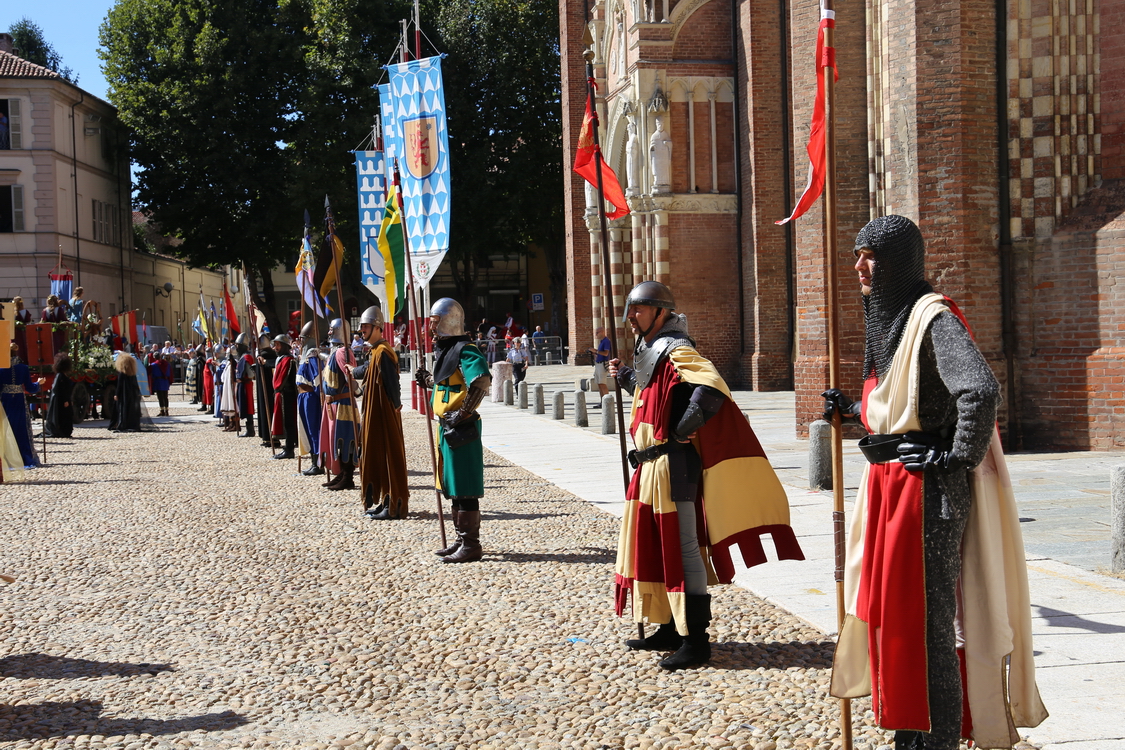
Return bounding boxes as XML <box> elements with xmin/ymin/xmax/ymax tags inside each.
<box><xmin>583</xmin><ymin>55</ymin><xmax>641</xmax><ymax>642</ymax></box>
<box><xmin>393</xmin><ymin>159</ymin><xmax>448</xmax><ymax>549</ymax></box>
<box><xmin>821</xmin><ymin>0</ymin><xmax>853</xmax><ymax>747</ymax></box>
<box><xmin>582</xmin><ymin>58</ymin><xmax>631</xmax><ymax>493</ymax></box>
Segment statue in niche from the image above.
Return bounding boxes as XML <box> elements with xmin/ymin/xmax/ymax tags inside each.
<box><xmin>612</xmin><ymin>9</ymin><xmax>625</xmax><ymax>79</ymax></box>
<box><xmin>649</xmin><ymin>115</ymin><xmax>672</xmax><ymax>193</ymax></box>
<box><xmin>625</xmin><ymin>118</ymin><xmax>641</xmax><ymax>196</ymax></box>
<box><xmin>585</xmin><ymin>179</ymin><xmax>598</xmax><ymax>211</ymax></box>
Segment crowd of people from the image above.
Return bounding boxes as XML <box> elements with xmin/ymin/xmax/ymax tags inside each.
<box><xmin>1</xmin><ymin>216</ymin><xmax>1050</xmax><ymax>749</ymax></box>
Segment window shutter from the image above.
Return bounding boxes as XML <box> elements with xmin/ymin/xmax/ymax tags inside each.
<box><xmin>8</xmin><ymin>99</ymin><xmax>22</xmax><ymax>150</ymax></box>
<box><xmin>12</xmin><ymin>185</ymin><xmax>25</xmax><ymax>231</ymax></box>
<box><xmin>92</xmin><ymin>198</ymin><xmax>98</xmax><ymax>240</ymax></box>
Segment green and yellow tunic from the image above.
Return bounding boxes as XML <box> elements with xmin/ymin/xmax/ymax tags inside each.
<box><xmin>431</xmin><ymin>342</ymin><xmax>490</xmax><ymax>498</ymax></box>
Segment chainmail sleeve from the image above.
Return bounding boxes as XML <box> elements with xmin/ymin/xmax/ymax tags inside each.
<box><xmin>920</xmin><ymin>311</ymin><xmax>1001</xmax><ymax>470</ymax></box>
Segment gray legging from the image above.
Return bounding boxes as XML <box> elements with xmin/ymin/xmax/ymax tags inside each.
<box><xmin>676</xmin><ymin>500</ymin><xmax>708</xmax><ymax>595</ymax></box>
<box><xmin>669</xmin><ymin>443</ymin><xmax>707</xmax><ymax>595</ymax></box>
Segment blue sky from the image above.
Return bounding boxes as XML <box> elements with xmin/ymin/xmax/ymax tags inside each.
<box><xmin>2</xmin><ymin>2</ymin><xmax>118</xmax><ymax>101</ymax></box>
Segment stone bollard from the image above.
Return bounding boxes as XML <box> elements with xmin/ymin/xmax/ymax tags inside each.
<box><xmin>601</xmin><ymin>394</ymin><xmax>616</xmax><ymax>434</ymax></box>
<box><xmin>809</xmin><ymin>419</ymin><xmax>833</xmax><ymax>490</ymax></box>
<box><xmin>552</xmin><ymin>390</ymin><xmax>565</xmax><ymax>420</ymax></box>
<box><xmin>1113</xmin><ymin>466</ymin><xmax>1125</xmax><ymax>572</ymax></box>
<box><xmin>517</xmin><ymin>380</ymin><xmax>528</xmax><ymax>409</ymax></box>
<box><xmin>504</xmin><ymin>379</ymin><xmax>514</xmax><ymax>406</ymax></box>
<box><xmin>574</xmin><ymin>390</ymin><xmax>588</xmax><ymax>427</ymax></box>
<box><xmin>533</xmin><ymin>384</ymin><xmax>545</xmax><ymax>414</ymax></box>
<box><xmin>546</xmin><ymin>352</ymin><xmax>554</xmax><ymax>364</ymax></box>
<box><xmin>574</xmin><ymin>378</ymin><xmax>586</xmax><ymax>392</ymax></box>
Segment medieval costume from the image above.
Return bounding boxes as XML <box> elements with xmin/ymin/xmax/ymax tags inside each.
<box><xmin>149</xmin><ymin>356</ymin><xmax>173</xmax><ymax>417</ymax></box>
<box><xmin>40</xmin><ymin>295</ymin><xmax>68</xmax><ymax>355</ymax></box>
<box><xmin>355</xmin><ymin>306</ymin><xmax>409</xmax><ymax>520</ymax></box>
<box><xmin>109</xmin><ymin>353</ymin><xmax>143</xmax><ymax>432</ymax></box>
<box><xmin>200</xmin><ymin>348</ymin><xmax>215</xmax><ymax>412</ymax></box>
<box><xmin>256</xmin><ymin>336</ymin><xmax>277</xmax><ymax>447</ymax></box>
<box><xmin>12</xmin><ymin>298</ymin><xmax>32</xmax><ymax>364</ymax></box>
<box><xmin>270</xmin><ymin>335</ymin><xmax>298</xmax><ymax>460</ymax></box>
<box><xmin>45</xmin><ymin>358</ymin><xmax>75</xmax><ymax>438</ymax></box>
<box><xmin>320</xmin><ymin>319</ymin><xmax>360</xmax><ymax>490</ymax></box>
<box><xmin>416</xmin><ymin>298</ymin><xmax>492</xmax><ymax>563</ymax></box>
<box><xmin>0</xmin><ymin>396</ymin><xmax>26</xmax><ymax>483</ymax></box>
<box><xmin>0</xmin><ymin>352</ymin><xmax>41</xmax><ymax>467</ymax></box>
<box><xmin>185</xmin><ymin>348</ymin><xmax>200</xmax><ymax>404</ymax></box>
<box><xmin>296</xmin><ymin>325</ymin><xmax>325</xmax><ymax>476</ymax></box>
<box><xmin>214</xmin><ymin>348</ymin><xmax>229</xmax><ymax>423</ymax></box>
<box><xmin>611</xmin><ymin>282</ymin><xmax>803</xmax><ymax>670</ymax></box>
<box><xmin>226</xmin><ymin>335</ymin><xmax>256</xmax><ymax>436</ymax></box>
<box><xmin>826</xmin><ymin>216</ymin><xmax>1046</xmax><ymax>750</ymax></box>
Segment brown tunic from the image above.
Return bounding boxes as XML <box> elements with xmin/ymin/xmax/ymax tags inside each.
<box><xmin>359</xmin><ymin>341</ymin><xmax>409</xmax><ymax>516</ymax></box>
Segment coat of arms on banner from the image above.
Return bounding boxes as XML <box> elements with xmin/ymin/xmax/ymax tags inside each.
<box><xmin>404</xmin><ymin>116</ymin><xmax>438</xmax><ymax>180</ymax></box>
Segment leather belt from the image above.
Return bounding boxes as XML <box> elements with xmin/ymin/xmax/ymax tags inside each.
<box><xmin>327</xmin><ymin>394</ymin><xmax>352</xmax><ymax>404</ymax></box>
<box><xmin>857</xmin><ymin>434</ymin><xmax>907</xmax><ymax>464</ymax></box>
<box><xmin>627</xmin><ymin>440</ymin><xmax>691</xmax><ymax>469</ymax></box>
<box><xmin>858</xmin><ymin>430</ymin><xmax>951</xmax><ymax>464</ymax></box>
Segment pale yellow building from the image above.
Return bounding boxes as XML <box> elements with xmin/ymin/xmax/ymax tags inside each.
<box><xmin>0</xmin><ymin>34</ymin><xmax>240</xmax><ymax>342</ymax></box>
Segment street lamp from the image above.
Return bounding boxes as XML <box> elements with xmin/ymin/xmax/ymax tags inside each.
<box><xmin>155</xmin><ymin>282</ymin><xmax>174</xmax><ymax>297</ymax></box>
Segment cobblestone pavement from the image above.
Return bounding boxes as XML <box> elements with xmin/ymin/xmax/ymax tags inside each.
<box><xmin>0</xmin><ymin>398</ymin><xmax>893</xmax><ymax>750</ymax></box>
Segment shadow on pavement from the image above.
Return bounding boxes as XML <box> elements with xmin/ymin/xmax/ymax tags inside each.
<box><xmin>0</xmin><ymin>702</ymin><xmax>247</xmax><ymax>741</ymax></box>
<box><xmin>709</xmin><ymin>640</ymin><xmax>835</xmax><ymax>671</ymax></box>
<box><xmin>0</xmin><ymin>654</ymin><xmax>173</xmax><ymax>680</ymax></box>
<box><xmin>1036</xmin><ymin>605</ymin><xmax>1125</xmax><ymax>634</ymax></box>
<box><xmin>488</xmin><ymin>548</ymin><xmax>614</xmax><ymax>564</ymax></box>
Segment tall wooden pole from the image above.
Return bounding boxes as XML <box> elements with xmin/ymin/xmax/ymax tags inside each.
<box><xmin>393</xmin><ymin>161</ymin><xmax>448</xmax><ymax>548</ymax></box>
<box><xmin>822</xmin><ymin>0</ymin><xmax>853</xmax><ymax>746</ymax></box>
<box><xmin>583</xmin><ymin>58</ymin><xmax>631</xmax><ymax>491</ymax></box>
<box><xmin>583</xmin><ymin>56</ymin><xmax>640</xmax><ymax>641</ymax></box>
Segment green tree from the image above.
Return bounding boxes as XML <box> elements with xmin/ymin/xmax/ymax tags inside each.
<box><xmin>8</xmin><ymin>17</ymin><xmax>77</xmax><ymax>82</ymax></box>
<box><xmin>427</xmin><ymin>0</ymin><xmax>564</xmax><ymax>331</ymax></box>
<box><xmin>100</xmin><ymin>0</ymin><xmax>306</xmax><ymax>332</ymax></box>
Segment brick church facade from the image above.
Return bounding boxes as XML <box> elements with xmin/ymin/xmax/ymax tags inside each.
<box><xmin>559</xmin><ymin>0</ymin><xmax>1125</xmax><ymax>449</ymax></box>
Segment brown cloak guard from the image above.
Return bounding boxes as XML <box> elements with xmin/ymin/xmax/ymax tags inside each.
<box><xmin>359</xmin><ymin>341</ymin><xmax>409</xmax><ymax>516</ymax></box>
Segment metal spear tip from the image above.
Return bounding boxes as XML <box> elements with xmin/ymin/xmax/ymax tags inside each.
<box><xmin>324</xmin><ymin>195</ymin><xmax>330</xmax><ymax>208</ymax></box>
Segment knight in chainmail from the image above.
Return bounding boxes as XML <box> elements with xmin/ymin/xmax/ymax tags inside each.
<box><xmin>610</xmin><ymin>282</ymin><xmax>803</xmax><ymax>671</ymax></box>
<box><xmin>823</xmin><ymin>215</ymin><xmax>1032</xmax><ymax>750</ymax></box>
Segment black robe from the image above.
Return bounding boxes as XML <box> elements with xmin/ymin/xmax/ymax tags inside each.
<box><xmin>108</xmin><ymin>374</ymin><xmax>142</xmax><ymax>432</ymax></box>
<box><xmin>45</xmin><ymin>373</ymin><xmax>74</xmax><ymax>438</ymax></box>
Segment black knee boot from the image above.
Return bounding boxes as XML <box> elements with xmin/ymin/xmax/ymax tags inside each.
<box><xmin>659</xmin><ymin>594</ymin><xmax>711</xmax><ymax>670</ymax></box>
<box><xmin>626</xmin><ymin>622</ymin><xmax>681</xmax><ymax>651</ymax></box>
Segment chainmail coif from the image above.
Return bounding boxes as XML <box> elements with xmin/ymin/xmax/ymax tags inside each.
<box><xmin>856</xmin><ymin>215</ymin><xmax>933</xmax><ymax>380</ymax></box>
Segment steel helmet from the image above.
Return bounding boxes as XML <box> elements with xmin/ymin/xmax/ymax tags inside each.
<box><xmin>622</xmin><ymin>281</ymin><xmax>675</xmax><ymax>323</ymax></box>
<box><xmin>299</xmin><ymin>320</ymin><xmax>316</xmax><ymax>339</ymax></box>
<box><xmin>359</xmin><ymin>305</ymin><xmax>385</xmax><ymax>328</ymax></box>
<box><xmin>429</xmin><ymin>298</ymin><xmax>466</xmax><ymax>338</ymax></box>
<box><xmin>272</xmin><ymin>334</ymin><xmax>292</xmax><ymax>346</ymax></box>
<box><xmin>327</xmin><ymin>318</ymin><xmax>350</xmax><ymax>345</ymax></box>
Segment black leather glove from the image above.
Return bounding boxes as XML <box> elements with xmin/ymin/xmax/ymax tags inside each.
<box><xmin>821</xmin><ymin>388</ymin><xmax>862</xmax><ymax>422</ymax></box>
<box><xmin>414</xmin><ymin>367</ymin><xmax>433</xmax><ymax>389</ymax></box>
<box><xmin>896</xmin><ymin>432</ymin><xmax>961</xmax><ymax>473</ymax></box>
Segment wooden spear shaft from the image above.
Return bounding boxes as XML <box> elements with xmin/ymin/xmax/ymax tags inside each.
<box><xmin>584</xmin><ymin>58</ymin><xmax>640</xmax><ymax>641</ymax></box>
<box><xmin>822</xmin><ymin>1</ymin><xmax>853</xmax><ymax>747</ymax></box>
<box><xmin>393</xmin><ymin>161</ymin><xmax>448</xmax><ymax>548</ymax></box>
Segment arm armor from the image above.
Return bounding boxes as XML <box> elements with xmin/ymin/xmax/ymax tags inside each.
<box><xmin>617</xmin><ymin>365</ymin><xmax>637</xmax><ymax>393</ymax></box>
<box><xmin>672</xmin><ymin>384</ymin><xmax>726</xmax><ymax>442</ymax></box>
<box><xmin>444</xmin><ymin>376</ymin><xmax>490</xmax><ymax>426</ymax></box>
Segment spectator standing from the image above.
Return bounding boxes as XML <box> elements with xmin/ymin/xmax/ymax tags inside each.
<box><xmin>588</xmin><ymin>326</ymin><xmax>612</xmax><ymax>399</ymax></box>
<box><xmin>507</xmin><ymin>338</ymin><xmax>530</xmax><ymax>386</ymax></box>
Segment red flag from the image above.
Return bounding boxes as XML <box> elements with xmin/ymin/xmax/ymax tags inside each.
<box><xmin>776</xmin><ymin>9</ymin><xmax>838</xmax><ymax>225</ymax></box>
<box><xmin>573</xmin><ymin>85</ymin><xmax>629</xmax><ymax>220</ymax></box>
<box><xmin>224</xmin><ymin>283</ymin><xmax>241</xmax><ymax>335</ymax></box>
<box><xmin>110</xmin><ymin>314</ymin><xmax>122</xmax><ymax>337</ymax></box>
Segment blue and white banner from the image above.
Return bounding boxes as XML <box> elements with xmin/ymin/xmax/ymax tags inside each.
<box><xmin>384</xmin><ymin>56</ymin><xmax>450</xmax><ymax>289</ymax></box>
<box><xmin>355</xmin><ymin>150</ymin><xmax>388</xmax><ymax>311</ymax></box>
